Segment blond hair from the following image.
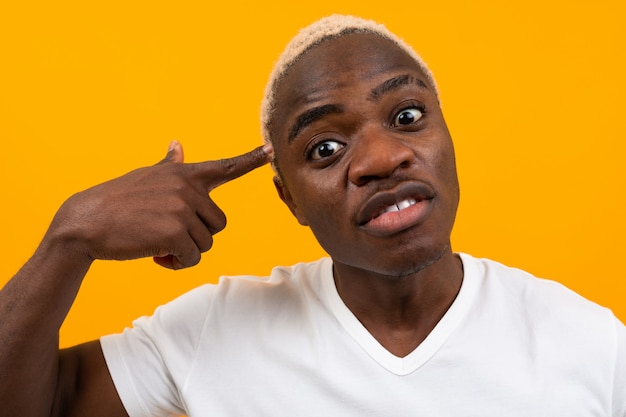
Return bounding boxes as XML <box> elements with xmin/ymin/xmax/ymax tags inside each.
<box><xmin>260</xmin><ymin>14</ymin><xmax>438</xmax><ymax>145</ymax></box>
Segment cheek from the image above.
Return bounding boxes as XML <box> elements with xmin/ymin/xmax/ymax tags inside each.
<box><xmin>297</xmin><ymin>176</ymin><xmax>337</xmax><ymax>207</ymax></box>
<box><xmin>429</xmin><ymin>136</ymin><xmax>458</xmax><ymax>180</ymax></box>
<box><xmin>290</xmin><ymin>173</ymin><xmax>347</xmax><ymax>224</ymax></box>
<box><xmin>441</xmin><ymin>145</ymin><xmax>459</xmax><ymax>182</ymax></box>
<box><xmin>421</xmin><ymin>137</ymin><xmax>460</xmax><ymax>209</ymax></box>
<box><xmin>434</xmin><ymin>143</ymin><xmax>461</xmax><ymax>220</ymax></box>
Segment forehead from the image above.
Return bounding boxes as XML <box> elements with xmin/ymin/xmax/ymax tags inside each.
<box><xmin>271</xmin><ymin>33</ymin><xmax>429</xmax><ymax>139</ymax></box>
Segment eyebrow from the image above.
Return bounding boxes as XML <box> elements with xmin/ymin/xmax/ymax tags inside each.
<box><xmin>288</xmin><ymin>104</ymin><xmax>344</xmax><ymax>143</ymax></box>
<box><xmin>368</xmin><ymin>74</ymin><xmax>428</xmax><ymax>102</ymax></box>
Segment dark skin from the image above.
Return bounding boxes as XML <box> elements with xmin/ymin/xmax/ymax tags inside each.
<box><xmin>271</xmin><ymin>33</ymin><xmax>463</xmax><ymax>356</ymax></box>
<box><xmin>0</xmin><ymin>142</ymin><xmax>272</xmax><ymax>416</ymax></box>
<box><xmin>0</xmin><ymin>32</ymin><xmax>464</xmax><ymax>415</ymax></box>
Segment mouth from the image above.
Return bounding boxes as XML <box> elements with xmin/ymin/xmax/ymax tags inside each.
<box><xmin>357</xmin><ymin>182</ymin><xmax>435</xmax><ymax>236</ymax></box>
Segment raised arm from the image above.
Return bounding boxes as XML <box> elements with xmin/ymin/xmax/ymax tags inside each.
<box><xmin>0</xmin><ymin>141</ymin><xmax>273</xmax><ymax>417</ymax></box>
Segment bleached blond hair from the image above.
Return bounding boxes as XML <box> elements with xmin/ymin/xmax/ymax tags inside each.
<box><xmin>260</xmin><ymin>14</ymin><xmax>439</xmax><ymax>145</ymax></box>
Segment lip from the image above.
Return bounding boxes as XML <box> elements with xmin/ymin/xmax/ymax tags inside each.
<box><xmin>356</xmin><ymin>182</ymin><xmax>435</xmax><ymax>236</ymax></box>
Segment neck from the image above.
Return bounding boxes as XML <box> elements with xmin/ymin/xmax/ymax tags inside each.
<box><xmin>332</xmin><ymin>249</ymin><xmax>463</xmax><ymax>357</ymax></box>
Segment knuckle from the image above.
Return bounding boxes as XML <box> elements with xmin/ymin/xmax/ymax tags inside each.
<box><xmin>160</xmin><ymin>222</ymin><xmax>186</xmax><ymax>244</ymax></box>
<box><xmin>168</xmin><ymin>198</ymin><xmax>191</xmax><ymax>216</ymax></box>
<box><xmin>169</xmin><ymin>179</ymin><xmax>187</xmax><ymax>194</ymax></box>
<box><xmin>217</xmin><ymin>157</ymin><xmax>238</xmax><ymax>174</ymax></box>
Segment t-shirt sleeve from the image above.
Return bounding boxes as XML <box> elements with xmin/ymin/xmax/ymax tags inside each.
<box><xmin>613</xmin><ymin>316</ymin><xmax>626</xmax><ymax>417</ymax></box>
<box><xmin>100</xmin><ymin>284</ymin><xmax>215</xmax><ymax>417</ymax></box>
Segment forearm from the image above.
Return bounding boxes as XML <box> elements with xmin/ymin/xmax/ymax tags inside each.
<box><xmin>0</xmin><ymin>142</ymin><xmax>271</xmax><ymax>416</ymax></box>
<box><xmin>0</xmin><ymin>235</ymin><xmax>93</xmax><ymax>416</ymax></box>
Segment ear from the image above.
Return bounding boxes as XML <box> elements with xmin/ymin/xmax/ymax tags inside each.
<box><xmin>273</xmin><ymin>176</ymin><xmax>309</xmax><ymax>226</ymax></box>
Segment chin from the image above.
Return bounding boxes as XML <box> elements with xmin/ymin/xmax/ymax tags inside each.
<box><xmin>332</xmin><ymin>242</ymin><xmax>452</xmax><ymax>279</ymax></box>
<box><xmin>380</xmin><ymin>244</ymin><xmax>450</xmax><ymax>278</ymax></box>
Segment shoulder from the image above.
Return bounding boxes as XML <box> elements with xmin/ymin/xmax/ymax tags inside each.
<box><xmin>107</xmin><ymin>257</ymin><xmax>333</xmax><ymax>340</ymax></box>
<box><xmin>459</xmin><ymin>253</ymin><xmax>619</xmax><ymax>332</ymax></box>
<box><xmin>165</xmin><ymin>257</ymin><xmax>334</xmax><ymax>321</ymax></box>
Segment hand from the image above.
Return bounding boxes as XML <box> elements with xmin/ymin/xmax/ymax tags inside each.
<box><xmin>47</xmin><ymin>141</ymin><xmax>273</xmax><ymax>270</ymax></box>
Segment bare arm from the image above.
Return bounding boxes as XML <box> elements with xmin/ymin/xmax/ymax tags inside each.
<box><xmin>0</xmin><ymin>141</ymin><xmax>273</xmax><ymax>417</ymax></box>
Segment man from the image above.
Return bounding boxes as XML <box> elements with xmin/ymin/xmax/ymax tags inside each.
<box><xmin>1</xmin><ymin>15</ymin><xmax>624</xmax><ymax>417</ymax></box>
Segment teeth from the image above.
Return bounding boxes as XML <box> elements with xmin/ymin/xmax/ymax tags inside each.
<box><xmin>381</xmin><ymin>198</ymin><xmax>417</xmax><ymax>215</ymax></box>
<box><xmin>398</xmin><ymin>198</ymin><xmax>416</xmax><ymax>210</ymax></box>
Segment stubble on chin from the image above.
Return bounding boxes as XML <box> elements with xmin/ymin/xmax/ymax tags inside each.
<box><xmin>333</xmin><ymin>242</ymin><xmax>452</xmax><ymax>281</ymax></box>
<box><xmin>383</xmin><ymin>243</ymin><xmax>451</xmax><ymax>279</ymax></box>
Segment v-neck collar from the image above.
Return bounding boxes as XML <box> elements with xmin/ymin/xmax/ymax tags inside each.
<box><xmin>319</xmin><ymin>253</ymin><xmax>481</xmax><ymax>375</ymax></box>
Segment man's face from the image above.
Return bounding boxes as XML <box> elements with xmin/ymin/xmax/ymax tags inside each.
<box><xmin>271</xmin><ymin>33</ymin><xmax>460</xmax><ymax>277</ymax></box>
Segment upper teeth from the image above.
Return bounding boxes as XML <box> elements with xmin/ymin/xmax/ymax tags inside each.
<box><xmin>382</xmin><ymin>198</ymin><xmax>417</xmax><ymax>214</ymax></box>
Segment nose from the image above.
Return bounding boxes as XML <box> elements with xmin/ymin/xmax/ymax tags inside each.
<box><xmin>348</xmin><ymin>128</ymin><xmax>414</xmax><ymax>186</ymax></box>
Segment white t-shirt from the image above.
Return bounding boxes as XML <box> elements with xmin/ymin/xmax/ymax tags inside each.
<box><xmin>101</xmin><ymin>254</ymin><xmax>626</xmax><ymax>417</ymax></box>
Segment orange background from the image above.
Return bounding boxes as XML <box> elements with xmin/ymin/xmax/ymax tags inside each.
<box><xmin>1</xmin><ymin>0</ymin><xmax>624</xmax><ymax>348</ymax></box>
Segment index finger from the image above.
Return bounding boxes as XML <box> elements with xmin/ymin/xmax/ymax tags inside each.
<box><xmin>192</xmin><ymin>143</ymin><xmax>274</xmax><ymax>190</ymax></box>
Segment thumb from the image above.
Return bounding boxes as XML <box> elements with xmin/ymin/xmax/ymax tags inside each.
<box><xmin>159</xmin><ymin>140</ymin><xmax>185</xmax><ymax>164</ymax></box>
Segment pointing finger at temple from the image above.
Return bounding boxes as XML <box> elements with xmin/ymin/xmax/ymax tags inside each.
<box><xmin>190</xmin><ymin>143</ymin><xmax>274</xmax><ymax>191</ymax></box>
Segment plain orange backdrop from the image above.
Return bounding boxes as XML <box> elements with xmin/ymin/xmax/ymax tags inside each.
<box><xmin>1</xmin><ymin>0</ymin><xmax>624</xmax><ymax>348</ymax></box>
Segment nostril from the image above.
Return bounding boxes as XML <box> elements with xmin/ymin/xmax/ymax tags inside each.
<box><xmin>354</xmin><ymin>174</ymin><xmax>380</xmax><ymax>187</ymax></box>
<box><xmin>398</xmin><ymin>159</ymin><xmax>412</xmax><ymax>169</ymax></box>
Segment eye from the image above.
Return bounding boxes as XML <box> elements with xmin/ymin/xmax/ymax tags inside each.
<box><xmin>309</xmin><ymin>140</ymin><xmax>345</xmax><ymax>160</ymax></box>
<box><xmin>394</xmin><ymin>107</ymin><xmax>424</xmax><ymax>126</ymax></box>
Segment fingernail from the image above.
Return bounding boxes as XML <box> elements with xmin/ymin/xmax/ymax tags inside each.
<box><xmin>168</xmin><ymin>140</ymin><xmax>179</xmax><ymax>152</ymax></box>
<box><xmin>262</xmin><ymin>142</ymin><xmax>274</xmax><ymax>158</ymax></box>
